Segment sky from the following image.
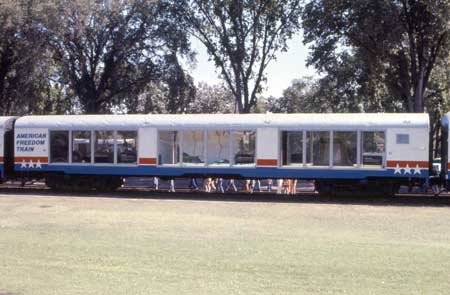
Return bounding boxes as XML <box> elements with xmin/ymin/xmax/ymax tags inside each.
<box><xmin>188</xmin><ymin>31</ymin><xmax>317</xmax><ymax>98</ymax></box>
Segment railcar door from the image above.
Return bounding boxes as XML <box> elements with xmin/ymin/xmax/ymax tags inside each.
<box><xmin>4</xmin><ymin>121</ymin><xmax>15</xmax><ymax>178</ymax></box>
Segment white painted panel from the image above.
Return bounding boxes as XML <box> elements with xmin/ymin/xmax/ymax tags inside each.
<box><xmin>256</xmin><ymin>128</ymin><xmax>278</xmax><ymax>160</ymax></box>
<box><xmin>386</xmin><ymin>128</ymin><xmax>428</xmax><ymax>161</ymax></box>
<box><xmin>14</xmin><ymin>128</ymin><xmax>49</xmax><ymax>158</ymax></box>
<box><xmin>138</xmin><ymin>127</ymin><xmax>157</xmax><ymax>159</ymax></box>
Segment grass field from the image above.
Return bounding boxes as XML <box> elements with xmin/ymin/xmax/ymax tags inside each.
<box><xmin>0</xmin><ymin>192</ymin><xmax>450</xmax><ymax>295</ymax></box>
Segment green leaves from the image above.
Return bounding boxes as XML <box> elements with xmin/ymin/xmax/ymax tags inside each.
<box><xmin>302</xmin><ymin>0</ymin><xmax>450</xmax><ymax>113</ymax></box>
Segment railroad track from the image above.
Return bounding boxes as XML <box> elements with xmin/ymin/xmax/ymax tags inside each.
<box><xmin>1</xmin><ymin>182</ymin><xmax>450</xmax><ymax>207</ymax></box>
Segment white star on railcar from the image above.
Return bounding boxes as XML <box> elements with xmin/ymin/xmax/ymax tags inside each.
<box><xmin>21</xmin><ymin>160</ymin><xmax>27</xmax><ymax>168</ymax></box>
<box><xmin>403</xmin><ymin>164</ymin><xmax>411</xmax><ymax>175</ymax></box>
<box><xmin>394</xmin><ymin>164</ymin><xmax>402</xmax><ymax>174</ymax></box>
<box><xmin>36</xmin><ymin>160</ymin><xmax>42</xmax><ymax>169</ymax></box>
<box><xmin>28</xmin><ymin>160</ymin><xmax>34</xmax><ymax>168</ymax></box>
<box><xmin>413</xmin><ymin>164</ymin><xmax>421</xmax><ymax>175</ymax></box>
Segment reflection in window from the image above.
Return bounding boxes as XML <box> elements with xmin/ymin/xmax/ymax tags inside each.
<box><xmin>50</xmin><ymin>131</ymin><xmax>69</xmax><ymax>163</ymax></box>
<box><xmin>306</xmin><ymin>131</ymin><xmax>329</xmax><ymax>166</ymax></box>
<box><xmin>233</xmin><ymin>130</ymin><xmax>256</xmax><ymax>166</ymax></box>
<box><xmin>158</xmin><ymin>131</ymin><xmax>180</xmax><ymax>165</ymax></box>
<box><xmin>207</xmin><ymin>130</ymin><xmax>230</xmax><ymax>166</ymax></box>
<box><xmin>72</xmin><ymin>131</ymin><xmax>91</xmax><ymax>163</ymax></box>
<box><xmin>182</xmin><ymin>131</ymin><xmax>205</xmax><ymax>165</ymax></box>
<box><xmin>282</xmin><ymin>131</ymin><xmax>303</xmax><ymax>166</ymax></box>
<box><xmin>117</xmin><ymin>131</ymin><xmax>137</xmax><ymax>164</ymax></box>
<box><xmin>95</xmin><ymin>131</ymin><xmax>114</xmax><ymax>163</ymax></box>
<box><xmin>333</xmin><ymin>131</ymin><xmax>357</xmax><ymax>166</ymax></box>
<box><xmin>362</xmin><ymin>131</ymin><xmax>385</xmax><ymax>167</ymax></box>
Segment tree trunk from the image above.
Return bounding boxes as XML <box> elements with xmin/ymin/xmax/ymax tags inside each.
<box><xmin>414</xmin><ymin>68</ymin><xmax>425</xmax><ymax>112</ymax></box>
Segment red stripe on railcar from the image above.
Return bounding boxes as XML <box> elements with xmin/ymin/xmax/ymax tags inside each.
<box><xmin>386</xmin><ymin>161</ymin><xmax>428</xmax><ymax>168</ymax></box>
<box><xmin>0</xmin><ymin>156</ymin><xmax>3</xmax><ymax>163</ymax></box>
<box><xmin>139</xmin><ymin>158</ymin><xmax>157</xmax><ymax>165</ymax></box>
<box><xmin>14</xmin><ymin>156</ymin><xmax>49</xmax><ymax>163</ymax></box>
<box><xmin>257</xmin><ymin>159</ymin><xmax>278</xmax><ymax>166</ymax></box>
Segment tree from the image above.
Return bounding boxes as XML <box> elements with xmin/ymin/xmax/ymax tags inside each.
<box><xmin>184</xmin><ymin>0</ymin><xmax>302</xmax><ymax>113</ymax></box>
<box><xmin>302</xmin><ymin>0</ymin><xmax>449</xmax><ymax>113</ymax></box>
<box><xmin>0</xmin><ymin>0</ymin><xmax>57</xmax><ymax>115</ymax></box>
<box><xmin>123</xmin><ymin>60</ymin><xmax>196</xmax><ymax>114</ymax></box>
<box><xmin>265</xmin><ymin>77</ymin><xmax>318</xmax><ymax>113</ymax></box>
<box><xmin>190</xmin><ymin>82</ymin><xmax>235</xmax><ymax>113</ymax></box>
<box><xmin>50</xmin><ymin>0</ymin><xmax>192</xmax><ymax>114</ymax></box>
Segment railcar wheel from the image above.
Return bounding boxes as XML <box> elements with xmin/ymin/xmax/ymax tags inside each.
<box><xmin>315</xmin><ymin>181</ymin><xmax>335</xmax><ymax>197</ymax></box>
<box><xmin>94</xmin><ymin>176</ymin><xmax>123</xmax><ymax>192</ymax></box>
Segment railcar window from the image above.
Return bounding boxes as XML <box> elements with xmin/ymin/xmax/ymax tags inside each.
<box><xmin>333</xmin><ymin>131</ymin><xmax>357</xmax><ymax>166</ymax></box>
<box><xmin>396</xmin><ymin>133</ymin><xmax>410</xmax><ymax>144</ymax></box>
<box><xmin>50</xmin><ymin>131</ymin><xmax>69</xmax><ymax>163</ymax></box>
<box><xmin>158</xmin><ymin>131</ymin><xmax>180</xmax><ymax>165</ymax></box>
<box><xmin>306</xmin><ymin>131</ymin><xmax>330</xmax><ymax>166</ymax></box>
<box><xmin>72</xmin><ymin>131</ymin><xmax>91</xmax><ymax>163</ymax></box>
<box><xmin>233</xmin><ymin>130</ymin><xmax>256</xmax><ymax>166</ymax></box>
<box><xmin>281</xmin><ymin>131</ymin><xmax>303</xmax><ymax>166</ymax></box>
<box><xmin>117</xmin><ymin>131</ymin><xmax>137</xmax><ymax>164</ymax></box>
<box><xmin>361</xmin><ymin>131</ymin><xmax>385</xmax><ymax>167</ymax></box>
<box><xmin>182</xmin><ymin>131</ymin><xmax>205</xmax><ymax>165</ymax></box>
<box><xmin>94</xmin><ymin>131</ymin><xmax>114</xmax><ymax>163</ymax></box>
<box><xmin>207</xmin><ymin>130</ymin><xmax>231</xmax><ymax>166</ymax></box>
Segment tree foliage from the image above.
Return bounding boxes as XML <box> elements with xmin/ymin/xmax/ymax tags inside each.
<box><xmin>184</xmin><ymin>0</ymin><xmax>302</xmax><ymax>113</ymax></box>
<box><xmin>302</xmin><ymin>0</ymin><xmax>450</xmax><ymax>113</ymax></box>
<box><xmin>191</xmin><ymin>82</ymin><xmax>235</xmax><ymax>113</ymax></box>
<box><xmin>48</xmin><ymin>0</ymin><xmax>192</xmax><ymax>114</ymax></box>
<box><xmin>0</xmin><ymin>0</ymin><xmax>56</xmax><ymax>115</ymax></box>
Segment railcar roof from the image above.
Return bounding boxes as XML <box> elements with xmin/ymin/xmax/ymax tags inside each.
<box><xmin>15</xmin><ymin>113</ymin><xmax>429</xmax><ymax>130</ymax></box>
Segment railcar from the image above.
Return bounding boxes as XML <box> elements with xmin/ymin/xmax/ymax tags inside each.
<box><xmin>7</xmin><ymin>113</ymin><xmax>429</xmax><ymax>194</ymax></box>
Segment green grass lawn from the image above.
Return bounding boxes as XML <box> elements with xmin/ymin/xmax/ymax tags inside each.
<box><xmin>0</xmin><ymin>193</ymin><xmax>449</xmax><ymax>295</ymax></box>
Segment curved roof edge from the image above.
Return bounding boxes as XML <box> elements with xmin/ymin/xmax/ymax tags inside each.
<box><xmin>0</xmin><ymin>116</ymin><xmax>16</xmax><ymax>129</ymax></box>
<box><xmin>14</xmin><ymin>113</ymin><xmax>430</xmax><ymax>130</ymax></box>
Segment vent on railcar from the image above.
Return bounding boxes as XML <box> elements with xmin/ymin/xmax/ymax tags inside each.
<box><xmin>4</xmin><ymin>120</ymin><xmax>16</xmax><ymax>179</ymax></box>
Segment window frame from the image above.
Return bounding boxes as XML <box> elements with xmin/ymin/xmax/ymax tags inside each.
<box><xmin>231</xmin><ymin>129</ymin><xmax>257</xmax><ymax>167</ymax></box>
<box><xmin>116</xmin><ymin>130</ymin><xmax>138</xmax><ymax>165</ymax></box>
<box><xmin>156</xmin><ymin>129</ymin><xmax>257</xmax><ymax>168</ymax></box>
<box><xmin>71</xmin><ymin>130</ymin><xmax>92</xmax><ymax>164</ymax></box>
<box><xmin>280</xmin><ymin>130</ymin><xmax>305</xmax><ymax>167</ymax></box>
<box><xmin>206</xmin><ymin>130</ymin><xmax>232</xmax><ymax>167</ymax></box>
<box><xmin>181</xmin><ymin>129</ymin><xmax>207</xmax><ymax>167</ymax></box>
<box><xmin>332</xmin><ymin>130</ymin><xmax>358</xmax><ymax>167</ymax></box>
<box><xmin>278</xmin><ymin>129</ymin><xmax>387</xmax><ymax>169</ymax></box>
<box><xmin>92</xmin><ymin>130</ymin><xmax>115</xmax><ymax>165</ymax></box>
<box><xmin>157</xmin><ymin>130</ymin><xmax>182</xmax><ymax>166</ymax></box>
<box><xmin>360</xmin><ymin>130</ymin><xmax>386</xmax><ymax>168</ymax></box>
<box><xmin>49</xmin><ymin>130</ymin><xmax>70</xmax><ymax>164</ymax></box>
<box><xmin>303</xmin><ymin>130</ymin><xmax>332</xmax><ymax>168</ymax></box>
<box><xmin>48</xmin><ymin>128</ymin><xmax>139</xmax><ymax>166</ymax></box>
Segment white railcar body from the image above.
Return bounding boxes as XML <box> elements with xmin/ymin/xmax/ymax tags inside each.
<box><xmin>13</xmin><ymin>113</ymin><xmax>430</xmax><ymax>180</ymax></box>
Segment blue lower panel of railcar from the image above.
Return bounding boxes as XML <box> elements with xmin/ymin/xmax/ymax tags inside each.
<box><xmin>0</xmin><ymin>164</ymin><xmax>3</xmax><ymax>179</ymax></box>
<box><xmin>15</xmin><ymin>164</ymin><xmax>429</xmax><ymax>180</ymax></box>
